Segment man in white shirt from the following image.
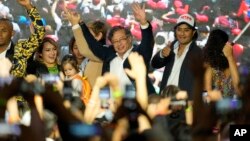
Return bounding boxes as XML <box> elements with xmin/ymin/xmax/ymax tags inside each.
<box><xmin>151</xmin><ymin>14</ymin><xmax>202</xmax><ymax>99</ymax></box>
<box><xmin>75</xmin><ymin>3</ymin><xmax>156</xmax><ymax>94</ymax></box>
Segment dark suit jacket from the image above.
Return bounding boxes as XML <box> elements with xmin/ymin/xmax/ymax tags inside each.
<box><xmin>80</xmin><ymin>22</ymin><xmax>156</xmax><ymax>94</ymax></box>
<box><xmin>151</xmin><ymin>41</ymin><xmax>202</xmax><ymax>99</ymax></box>
<box><xmin>5</xmin><ymin>42</ymin><xmax>15</xmax><ymax>61</ymax></box>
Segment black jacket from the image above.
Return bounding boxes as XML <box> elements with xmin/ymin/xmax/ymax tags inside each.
<box><xmin>5</xmin><ymin>42</ymin><xmax>15</xmax><ymax>61</ymax></box>
<box><xmin>80</xmin><ymin>22</ymin><xmax>156</xmax><ymax>94</ymax></box>
<box><xmin>151</xmin><ymin>40</ymin><xmax>202</xmax><ymax>99</ymax></box>
<box><xmin>26</xmin><ymin>60</ymin><xmax>61</xmax><ymax>77</ymax></box>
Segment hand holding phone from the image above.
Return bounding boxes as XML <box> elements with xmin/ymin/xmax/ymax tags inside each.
<box><xmin>99</xmin><ymin>86</ymin><xmax>110</xmax><ymax>109</ymax></box>
<box><xmin>63</xmin><ymin>80</ymin><xmax>73</xmax><ymax>100</ymax></box>
<box><xmin>124</xmin><ymin>84</ymin><xmax>136</xmax><ymax>99</ymax></box>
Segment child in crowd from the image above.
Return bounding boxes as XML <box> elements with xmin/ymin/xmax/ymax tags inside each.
<box><xmin>61</xmin><ymin>54</ymin><xmax>91</xmax><ymax>105</ymax></box>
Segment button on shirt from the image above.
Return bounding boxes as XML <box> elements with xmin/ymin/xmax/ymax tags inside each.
<box><xmin>110</xmin><ymin>47</ymin><xmax>133</xmax><ymax>93</ymax></box>
<box><xmin>167</xmin><ymin>42</ymin><xmax>191</xmax><ymax>86</ymax></box>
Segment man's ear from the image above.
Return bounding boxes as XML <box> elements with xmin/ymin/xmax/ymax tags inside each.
<box><xmin>127</xmin><ymin>36</ymin><xmax>133</xmax><ymax>43</ymax></box>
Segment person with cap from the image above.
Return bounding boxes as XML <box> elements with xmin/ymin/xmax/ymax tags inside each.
<box><xmin>151</xmin><ymin>13</ymin><xmax>202</xmax><ymax>99</ymax></box>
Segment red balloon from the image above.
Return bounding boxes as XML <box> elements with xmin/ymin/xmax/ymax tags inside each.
<box><xmin>233</xmin><ymin>43</ymin><xmax>244</xmax><ymax>59</ymax></box>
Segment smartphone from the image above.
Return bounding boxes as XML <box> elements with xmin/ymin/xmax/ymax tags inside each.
<box><xmin>63</xmin><ymin>80</ymin><xmax>73</xmax><ymax>100</ymax></box>
<box><xmin>69</xmin><ymin>123</ymin><xmax>101</xmax><ymax>137</ymax></box>
<box><xmin>41</xmin><ymin>74</ymin><xmax>60</xmax><ymax>84</ymax></box>
<box><xmin>99</xmin><ymin>86</ymin><xmax>110</xmax><ymax>109</ymax></box>
<box><xmin>124</xmin><ymin>84</ymin><xmax>136</xmax><ymax>99</ymax></box>
<box><xmin>170</xmin><ymin>100</ymin><xmax>187</xmax><ymax>107</ymax></box>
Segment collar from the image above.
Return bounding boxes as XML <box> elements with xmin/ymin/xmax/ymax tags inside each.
<box><xmin>6</xmin><ymin>42</ymin><xmax>11</xmax><ymax>51</ymax></box>
<box><xmin>173</xmin><ymin>41</ymin><xmax>192</xmax><ymax>53</ymax></box>
<box><xmin>116</xmin><ymin>46</ymin><xmax>133</xmax><ymax>60</ymax></box>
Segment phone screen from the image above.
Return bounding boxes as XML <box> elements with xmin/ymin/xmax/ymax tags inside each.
<box><xmin>99</xmin><ymin>86</ymin><xmax>110</xmax><ymax>99</ymax></box>
<box><xmin>41</xmin><ymin>74</ymin><xmax>60</xmax><ymax>84</ymax></box>
<box><xmin>63</xmin><ymin>80</ymin><xmax>73</xmax><ymax>100</ymax></box>
<box><xmin>99</xmin><ymin>86</ymin><xmax>110</xmax><ymax>109</ymax></box>
<box><xmin>69</xmin><ymin>123</ymin><xmax>101</xmax><ymax>137</ymax></box>
<box><xmin>124</xmin><ymin>84</ymin><xmax>136</xmax><ymax>99</ymax></box>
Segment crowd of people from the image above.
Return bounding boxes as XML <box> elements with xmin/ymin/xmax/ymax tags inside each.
<box><xmin>0</xmin><ymin>0</ymin><xmax>250</xmax><ymax>141</ymax></box>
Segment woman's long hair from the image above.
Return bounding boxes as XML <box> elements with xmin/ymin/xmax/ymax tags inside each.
<box><xmin>203</xmin><ymin>29</ymin><xmax>229</xmax><ymax>70</ymax></box>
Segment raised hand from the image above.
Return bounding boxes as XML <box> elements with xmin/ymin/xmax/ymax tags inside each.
<box><xmin>223</xmin><ymin>42</ymin><xmax>234</xmax><ymax>59</ymax></box>
<box><xmin>63</xmin><ymin>8</ymin><xmax>81</xmax><ymax>26</ymax></box>
<box><xmin>131</xmin><ymin>3</ymin><xmax>147</xmax><ymax>25</ymax></box>
<box><xmin>161</xmin><ymin>41</ymin><xmax>172</xmax><ymax>58</ymax></box>
<box><xmin>17</xmin><ymin>0</ymin><xmax>33</xmax><ymax>10</ymax></box>
<box><xmin>125</xmin><ymin>52</ymin><xmax>146</xmax><ymax>81</ymax></box>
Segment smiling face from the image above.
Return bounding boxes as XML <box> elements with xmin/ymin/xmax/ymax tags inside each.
<box><xmin>111</xmin><ymin>29</ymin><xmax>132</xmax><ymax>57</ymax></box>
<box><xmin>175</xmin><ymin>24</ymin><xmax>196</xmax><ymax>46</ymax></box>
<box><xmin>0</xmin><ymin>20</ymin><xmax>13</xmax><ymax>50</ymax></box>
<box><xmin>40</xmin><ymin>42</ymin><xmax>58</xmax><ymax>67</ymax></box>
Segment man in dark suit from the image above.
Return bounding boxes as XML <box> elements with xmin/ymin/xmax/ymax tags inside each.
<box><xmin>75</xmin><ymin>3</ymin><xmax>155</xmax><ymax>94</ymax></box>
<box><xmin>151</xmin><ymin>14</ymin><xmax>202</xmax><ymax>99</ymax></box>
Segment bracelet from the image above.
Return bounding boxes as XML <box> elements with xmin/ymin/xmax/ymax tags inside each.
<box><xmin>112</xmin><ymin>90</ymin><xmax>123</xmax><ymax>98</ymax></box>
<box><xmin>185</xmin><ymin>105</ymin><xmax>192</xmax><ymax>112</ymax></box>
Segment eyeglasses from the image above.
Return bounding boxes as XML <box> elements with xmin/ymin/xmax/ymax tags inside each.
<box><xmin>112</xmin><ymin>36</ymin><xmax>128</xmax><ymax>45</ymax></box>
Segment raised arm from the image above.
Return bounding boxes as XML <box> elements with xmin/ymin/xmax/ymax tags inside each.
<box><xmin>11</xmin><ymin>0</ymin><xmax>45</xmax><ymax>77</ymax></box>
<box><xmin>125</xmin><ymin>52</ymin><xmax>148</xmax><ymax>110</ymax></box>
<box><xmin>51</xmin><ymin>0</ymin><xmax>62</xmax><ymax>35</ymax></box>
<box><xmin>131</xmin><ymin>3</ymin><xmax>154</xmax><ymax>65</ymax></box>
<box><xmin>64</xmin><ymin>10</ymin><xmax>102</xmax><ymax>62</ymax></box>
<box><xmin>79</xmin><ymin>22</ymin><xmax>114</xmax><ymax>61</ymax></box>
<box><xmin>223</xmin><ymin>42</ymin><xmax>240</xmax><ymax>95</ymax></box>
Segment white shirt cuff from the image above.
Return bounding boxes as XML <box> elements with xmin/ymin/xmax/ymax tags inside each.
<box><xmin>72</xmin><ymin>24</ymin><xmax>80</xmax><ymax>30</ymax></box>
<box><xmin>140</xmin><ymin>22</ymin><xmax>149</xmax><ymax>29</ymax></box>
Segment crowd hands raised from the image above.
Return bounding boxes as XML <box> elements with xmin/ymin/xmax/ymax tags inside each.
<box><xmin>0</xmin><ymin>1</ymin><xmax>249</xmax><ymax>141</ymax></box>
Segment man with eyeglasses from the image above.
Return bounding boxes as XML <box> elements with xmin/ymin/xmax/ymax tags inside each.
<box><xmin>71</xmin><ymin>3</ymin><xmax>155</xmax><ymax>94</ymax></box>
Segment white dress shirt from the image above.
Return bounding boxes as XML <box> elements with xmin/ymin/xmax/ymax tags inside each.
<box><xmin>0</xmin><ymin>43</ymin><xmax>11</xmax><ymax>59</ymax></box>
<box><xmin>110</xmin><ymin>47</ymin><xmax>133</xmax><ymax>93</ymax></box>
<box><xmin>167</xmin><ymin>42</ymin><xmax>191</xmax><ymax>86</ymax></box>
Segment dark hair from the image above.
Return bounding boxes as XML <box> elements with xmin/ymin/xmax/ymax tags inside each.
<box><xmin>148</xmin><ymin>94</ymin><xmax>163</xmax><ymax>104</ymax></box>
<box><xmin>68</xmin><ymin>37</ymin><xmax>76</xmax><ymax>54</ymax></box>
<box><xmin>203</xmin><ymin>29</ymin><xmax>229</xmax><ymax>70</ymax></box>
<box><xmin>36</xmin><ymin>37</ymin><xmax>60</xmax><ymax>62</ymax></box>
<box><xmin>174</xmin><ymin>23</ymin><xmax>198</xmax><ymax>41</ymax></box>
<box><xmin>61</xmin><ymin>54</ymin><xmax>79</xmax><ymax>75</ymax></box>
<box><xmin>87</xmin><ymin>20</ymin><xmax>108</xmax><ymax>43</ymax></box>
<box><xmin>161</xmin><ymin>85</ymin><xmax>181</xmax><ymax>99</ymax></box>
<box><xmin>171</xmin><ymin>122</ymin><xmax>192</xmax><ymax>141</ymax></box>
<box><xmin>0</xmin><ymin>18</ymin><xmax>13</xmax><ymax>31</ymax></box>
<box><xmin>37</xmin><ymin>37</ymin><xmax>59</xmax><ymax>54</ymax></box>
<box><xmin>108</xmin><ymin>26</ymin><xmax>131</xmax><ymax>42</ymax></box>
<box><xmin>112</xmin><ymin>98</ymin><xmax>152</xmax><ymax>132</ymax></box>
